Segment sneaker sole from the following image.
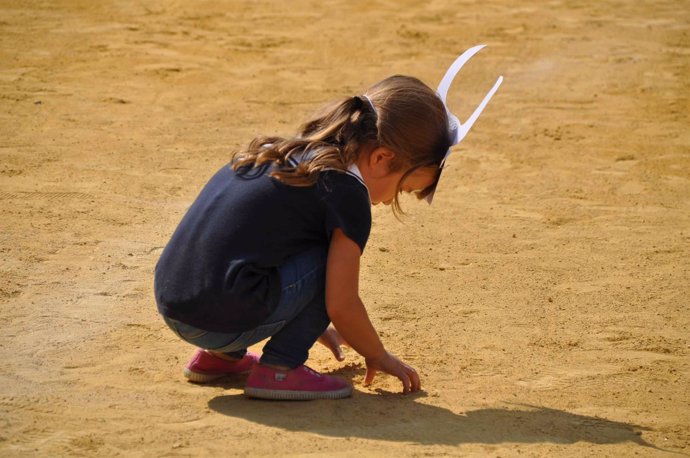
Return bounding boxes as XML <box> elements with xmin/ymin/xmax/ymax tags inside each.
<box><xmin>184</xmin><ymin>368</ymin><xmax>251</xmax><ymax>383</ymax></box>
<box><xmin>244</xmin><ymin>385</ymin><xmax>353</xmax><ymax>401</ymax></box>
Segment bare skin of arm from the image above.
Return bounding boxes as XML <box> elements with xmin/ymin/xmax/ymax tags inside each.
<box><xmin>325</xmin><ymin>228</ymin><xmax>421</xmax><ymax>394</ymax></box>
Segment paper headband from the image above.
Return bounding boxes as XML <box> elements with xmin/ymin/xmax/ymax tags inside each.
<box><xmin>426</xmin><ymin>45</ymin><xmax>503</xmax><ymax>203</ymax></box>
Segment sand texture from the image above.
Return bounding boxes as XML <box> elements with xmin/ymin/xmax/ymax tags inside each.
<box><xmin>1</xmin><ymin>0</ymin><xmax>689</xmax><ymax>456</ymax></box>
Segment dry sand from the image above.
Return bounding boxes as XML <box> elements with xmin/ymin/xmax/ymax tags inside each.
<box><xmin>1</xmin><ymin>0</ymin><xmax>689</xmax><ymax>456</ymax></box>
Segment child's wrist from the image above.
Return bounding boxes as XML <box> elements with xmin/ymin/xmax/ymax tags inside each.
<box><xmin>364</xmin><ymin>347</ymin><xmax>387</xmax><ymax>362</ymax></box>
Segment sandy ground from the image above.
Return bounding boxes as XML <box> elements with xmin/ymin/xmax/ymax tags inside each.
<box><xmin>1</xmin><ymin>0</ymin><xmax>689</xmax><ymax>456</ymax></box>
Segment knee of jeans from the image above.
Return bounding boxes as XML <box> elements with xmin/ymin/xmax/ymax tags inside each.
<box><xmin>279</xmin><ymin>251</ymin><xmax>327</xmax><ymax>300</ymax></box>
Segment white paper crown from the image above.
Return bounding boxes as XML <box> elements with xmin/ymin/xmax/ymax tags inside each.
<box><xmin>426</xmin><ymin>45</ymin><xmax>503</xmax><ymax>203</ymax></box>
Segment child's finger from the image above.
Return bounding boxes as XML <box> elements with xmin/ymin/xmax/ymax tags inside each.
<box><xmin>327</xmin><ymin>344</ymin><xmax>344</xmax><ymax>361</ymax></box>
<box><xmin>402</xmin><ymin>364</ymin><xmax>421</xmax><ymax>392</ymax></box>
<box><xmin>364</xmin><ymin>367</ymin><xmax>377</xmax><ymax>385</ymax></box>
<box><xmin>318</xmin><ymin>331</ymin><xmax>345</xmax><ymax>361</ymax></box>
<box><xmin>399</xmin><ymin>372</ymin><xmax>411</xmax><ymax>394</ymax></box>
<box><xmin>409</xmin><ymin>369</ymin><xmax>421</xmax><ymax>392</ymax></box>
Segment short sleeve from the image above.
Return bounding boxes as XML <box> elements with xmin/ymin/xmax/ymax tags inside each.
<box><xmin>320</xmin><ymin>172</ymin><xmax>372</xmax><ymax>253</ymax></box>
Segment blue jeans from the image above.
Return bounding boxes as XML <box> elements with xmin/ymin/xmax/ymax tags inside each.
<box><xmin>163</xmin><ymin>246</ymin><xmax>330</xmax><ymax>368</ymax></box>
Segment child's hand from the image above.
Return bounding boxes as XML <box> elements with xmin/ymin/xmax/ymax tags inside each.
<box><xmin>317</xmin><ymin>326</ymin><xmax>350</xmax><ymax>361</ymax></box>
<box><xmin>364</xmin><ymin>351</ymin><xmax>421</xmax><ymax>394</ymax></box>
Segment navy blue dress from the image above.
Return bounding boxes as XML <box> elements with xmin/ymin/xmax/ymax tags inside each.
<box><xmin>154</xmin><ymin>163</ymin><xmax>371</xmax><ymax>333</ymax></box>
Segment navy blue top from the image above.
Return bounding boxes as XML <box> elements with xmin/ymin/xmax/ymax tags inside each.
<box><xmin>154</xmin><ymin>163</ymin><xmax>371</xmax><ymax>332</ymax></box>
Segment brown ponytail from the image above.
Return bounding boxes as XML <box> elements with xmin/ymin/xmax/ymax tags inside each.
<box><xmin>231</xmin><ymin>95</ymin><xmax>378</xmax><ymax>186</ymax></box>
<box><xmin>231</xmin><ymin>75</ymin><xmax>450</xmax><ymax>213</ymax></box>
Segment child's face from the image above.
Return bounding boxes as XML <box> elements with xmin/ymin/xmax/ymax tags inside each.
<box><xmin>361</xmin><ymin>147</ymin><xmax>438</xmax><ymax>206</ymax></box>
<box><xmin>370</xmin><ymin>166</ymin><xmax>438</xmax><ymax>206</ymax></box>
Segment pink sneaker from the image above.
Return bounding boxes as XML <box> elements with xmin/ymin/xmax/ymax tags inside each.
<box><xmin>183</xmin><ymin>349</ymin><xmax>259</xmax><ymax>383</ymax></box>
<box><xmin>244</xmin><ymin>364</ymin><xmax>352</xmax><ymax>400</ymax></box>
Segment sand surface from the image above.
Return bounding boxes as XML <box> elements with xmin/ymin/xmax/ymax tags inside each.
<box><xmin>1</xmin><ymin>0</ymin><xmax>689</xmax><ymax>456</ymax></box>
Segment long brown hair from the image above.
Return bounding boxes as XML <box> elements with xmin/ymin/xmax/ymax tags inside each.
<box><xmin>231</xmin><ymin>75</ymin><xmax>450</xmax><ymax>214</ymax></box>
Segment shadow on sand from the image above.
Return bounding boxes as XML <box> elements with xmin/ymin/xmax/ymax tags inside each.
<box><xmin>208</xmin><ymin>391</ymin><xmax>655</xmax><ymax>448</ymax></box>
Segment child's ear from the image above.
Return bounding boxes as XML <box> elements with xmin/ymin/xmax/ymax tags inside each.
<box><xmin>368</xmin><ymin>147</ymin><xmax>396</xmax><ymax>177</ymax></box>
<box><xmin>369</xmin><ymin>147</ymin><xmax>395</xmax><ymax>167</ymax></box>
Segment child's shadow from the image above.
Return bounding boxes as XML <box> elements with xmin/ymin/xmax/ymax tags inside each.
<box><xmin>207</xmin><ymin>365</ymin><xmax>658</xmax><ymax>449</ymax></box>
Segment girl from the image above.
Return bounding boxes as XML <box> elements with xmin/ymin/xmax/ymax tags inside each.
<box><xmin>154</xmin><ymin>46</ymin><xmax>502</xmax><ymax>400</ymax></box>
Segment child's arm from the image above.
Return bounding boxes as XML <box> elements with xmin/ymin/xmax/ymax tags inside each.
<box><xmin>326</xmin><ymin>228</ymin><xmax>421</xmax><ymax>394</ymax></box>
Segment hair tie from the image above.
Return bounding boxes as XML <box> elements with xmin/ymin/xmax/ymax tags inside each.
<box><xmin>425</xmin><ymin>44</ymin><xmax>503</xmax><ymax>204</ymax></box>
<box><xmin>362</xmin><ymin>95</ymin><xmax>378</xmax><ymax>117</ymax></box>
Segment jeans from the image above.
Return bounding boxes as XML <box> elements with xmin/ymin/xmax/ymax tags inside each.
<box><xmin>163</xmin><ymin>246</ymin><xmax>330</xmax><ymax>368</ymax></box>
